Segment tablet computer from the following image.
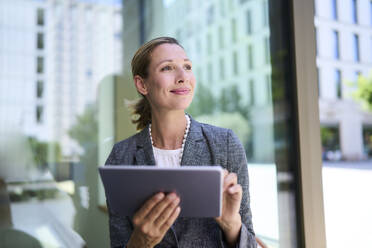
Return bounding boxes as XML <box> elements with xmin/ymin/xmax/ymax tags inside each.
<box><xmin>99</xmin><ymin>165</ymin><xmax>223</xmax><ymax>218</ymax></box>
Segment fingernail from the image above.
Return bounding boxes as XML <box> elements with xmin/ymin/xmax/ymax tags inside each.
<box><xmin>173</xmin><ymin>197</ymin><xmax>180</xmax><ymax>205</ymax></box>
<box><xmin>167</xmin><ymin>193</ymin><xmax>176</xmax><ymax>200</ymax></box>
<box><xmin>157</xmin><ymin>193</ymin><xmax>164</xmax><ymax>199</ymax></box>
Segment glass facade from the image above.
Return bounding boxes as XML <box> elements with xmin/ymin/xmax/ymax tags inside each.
<box><xmin>315</xmin><ymin>0</ymin><xmax>372</xmax><ymax>246</ymax></box>
<box><xmin>0</xmin><ymin>0</ymin><xmax>123</xmax><ymax>247</ymax></box>
<box><xmin>0</xmin><ymin>0</ymin><xmax>311</xmax><ymax>247</ymax></box>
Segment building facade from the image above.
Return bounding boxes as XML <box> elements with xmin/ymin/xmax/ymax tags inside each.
<box><xmin>315</xmin><ymin>0</ymin><xmax>372</xmax><ymax>160</ymax></box>
<box><xmin>0</xmin><ymin>0</ymin><xmax>122</xmax><ymax>158</ymax></box>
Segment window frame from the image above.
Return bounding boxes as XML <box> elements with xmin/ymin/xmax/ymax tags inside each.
<box><xmin>291</xmin><ymin>0</ymin><xmax>327</xmax><ymax>246</ymax></box>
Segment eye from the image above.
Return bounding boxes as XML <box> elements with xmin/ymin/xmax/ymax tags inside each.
<box><xmin>184</xmin><ymin>64</ymin><xmax>192</xmax><ymax>70</ymax></box>
<box><xmin>160</xmin><ymin>65</ymin><xmax>172</xmax><ymax>71</ymax></box>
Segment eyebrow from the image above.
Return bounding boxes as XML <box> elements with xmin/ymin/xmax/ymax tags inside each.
<box><xmin>155</xmin><ymin>59</ymin><xmax>191</xmax><ymax>68</ymax></box>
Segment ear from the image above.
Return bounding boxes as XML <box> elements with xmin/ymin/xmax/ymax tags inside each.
<box><xmin>134</xmin><ymin>75</ymin><xmax>148</xmax><ymax>95</ymax></box>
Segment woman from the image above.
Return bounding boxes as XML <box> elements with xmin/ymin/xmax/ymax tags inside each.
<box><xmin>105</xmin><ymin>37</ymin><xmax>257</xmax><ymax>248</ymax></box>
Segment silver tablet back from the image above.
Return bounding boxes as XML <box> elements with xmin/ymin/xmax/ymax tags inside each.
<box><xmin>99</xmin><ymin>166</ymin><xmax>222</xmax><ymax>218</ymax></box>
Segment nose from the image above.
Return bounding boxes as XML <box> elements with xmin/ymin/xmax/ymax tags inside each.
<box><xmin>176</xmin><ymin>67</ymin><xmax>189</xmax><ymax>84</ymax></box>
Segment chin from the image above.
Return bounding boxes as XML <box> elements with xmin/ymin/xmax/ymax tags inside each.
<box><xmin>170</xmin><ymin>98</ymin><xmax>193</xmax><ymax>110</ymax></box>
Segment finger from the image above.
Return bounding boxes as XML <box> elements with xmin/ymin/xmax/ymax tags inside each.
<box><xmin>223</xmin><ymin>173</ymin><xmax>238</xmax><ymax>191</ymax></box>
<box><xmin>134</xmin><ymin>192</ymin><xmax>165</xmax><ymax>221</ymax></box>
<box><xmin>145</xmin><ymin>193</ymin><xmax>178</xmax><ymax>223</ymax></box>
<box><xmin>153</xmin><ymin>196</ymin><xmax>180</xmax><ymax>227</ymax></box>
<box><xmin>228</xmin><ymin>184</ymin><xmax>242</xmax><ymax>195</ymax></box>
<box><xmin>159</xmin><ymin>206</ymin><xmax>181</xmax><ymax>233</ymax></box>
<box><xmin>223</xmin><ymin>169</ymin><xmax>229</xmax><ymax>178</ymax></box>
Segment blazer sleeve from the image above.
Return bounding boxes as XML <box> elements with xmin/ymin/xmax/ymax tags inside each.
<box><xmin>105</xmin><ymin>144</ymin><xmax>133</xmax><ymax>248</ymax></box>
<box><xmin>219</xmin><ymin>129</ymin><xmax>257</xmax><ymax>248</ymax></box>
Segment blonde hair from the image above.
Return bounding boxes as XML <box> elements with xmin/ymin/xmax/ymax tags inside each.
<box><xmin>130</xmin><ymin>37</ymin><xmax>182</xmax><ymax>130</ymax></box>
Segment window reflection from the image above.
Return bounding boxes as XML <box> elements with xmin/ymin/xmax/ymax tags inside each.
<box><xmin>1</xmin><ymin>0</ymin><xmax>122</xmax><ymax>247</ymax></box>
<box><xmin>0</xmin><ymin>0</ymin><xmax>305</xmax><ymax>247</ymax></box>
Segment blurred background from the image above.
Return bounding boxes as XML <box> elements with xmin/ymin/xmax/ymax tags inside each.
<box><xmin>0</xmin><ymin>0</ymin><xmax>371</xmax><ymax>247</ymax></box>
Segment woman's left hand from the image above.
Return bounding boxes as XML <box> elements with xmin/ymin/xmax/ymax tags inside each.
<box><xmin>215</xmin><ymin>169</ymin><xmax>243</xmax><ymax>247</ymax></box>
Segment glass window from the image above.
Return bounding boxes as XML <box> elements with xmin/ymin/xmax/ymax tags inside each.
<box><xmin>218</xmin><ymin>25</ymin><xmax>224</xmax><ymax>49</ymax></box>
<box><xmin>37</xmin><ymin>33</ymin><xmax>44</xmax><ymax>50</ymax></box>
<box><xmin>233</xmin><ymin>51</ymin><xmax>239</xmax><ymax>75</ymax></box>
<box><xmin>207</xmin><ymin>32</ymin><xmax>212</xmax><ymax>55</ymax></box>
<box><xmin>246</xmin><ymin>9</ymin><xmax>252</xmax><ymax>35</ymax></box>
<box><xmin>335</xmin><ymin>69</ymin><xmax>342</xmax><ymax>99</ymax></box>
<box><xmin>207</xmin><ymin>5</ymin><xmax>214</xmax><ymax>26</ymax></box>
<box><xmin>36</xmin><ymin>105</ymin><xmax>43</xmax><ymax>123</ymax></box>
<box><xmin>333</xmin><ymin>30</ymin><xmax>340</xmax><ymax>59</ymax></box>
<box><xmin>332</xmin><ymin>0</ymin><xmax>338</xmax><ymax>20</ymax></box>
<box><xmin>247</xmin><ymin>44</ymin><xmax>254</xmax><ymax>69</ymax></box>
<box><xmin>363</xmin><ymin>125</ymin><xmax>372</xmax><ymax>158</ymax></box>
<box><xmin>370</xmin><ymin>0</ymin><xmax>372</xmax><ymax>25</ymax></box>
<box><xmin>0</xmin><ymin>0</ymin><xmax>123</xmax><ymax>246</ymax></box>
<box><xmin>36</xmin><ymin>56</ymin><xmax>44</xmax><ymax>73</ymax></box>
<box><xmin>352</xmin><ymin>0</ymin><xmax>358</xmax><ymax>23</ymax></box>
<box><xmin>219</xmin><ymin>57</ymin><xmax>225</xmax><ymax>80</ymax></box>
<box><xmin>248</xmin><ymin>79</ymin><xmax>255</xmax><ymax>105</ymax></box>
<box><xmin>264</xmin><ymin>36</ymin><xmax>270</xmax><ymax>64</ymax></box>
<box><xmin>37</xmin><ymin>8</ymin><xmax>44</xmax><ymax>26</ymax></box>
<box><xmin>317</xmin><ymin>1</ymin><xmax>372</xmax><ymax>246</ymax></box>
<box><xmin>231</xmin><ymin>18</ymin><xmax>237</xmax><ymax>43</ymax></box>
<box><xmin>353</xmin><ymin>33</ymin><xmax>360</xmax><ymax>62</ymax></box>
<box><xmin>207</xmin><ymin>62</ymin><xmax>213</xmax><ymax>82</ymax></box>
<box><xmin>36</xmin><ymin>80</ymin><xmax>43</xmax><ymax>98</ymax></box>
<box><xmin>0</xmin><ymin>1</ymin><xmax>306</xmax><ymax>247</ymax></box>
<box><xmin>263</xmin><ymin>0</ymin><xmax>269</xmax><ymax>26</ymax></box>
<box><xmin>219</xmin><ymin>0</ymin><xmax>225</xmax><ymax>17</ymax></box>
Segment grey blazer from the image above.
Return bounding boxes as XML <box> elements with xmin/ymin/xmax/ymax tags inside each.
<box><xmin>105</xmin><ymin>116</ymin><xmax>257</xmax><ymax>248</ymax></box>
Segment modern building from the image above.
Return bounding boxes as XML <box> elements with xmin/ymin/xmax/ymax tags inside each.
<box><xmin>315</xmin><ymin>0</ymin><xmax>372</xmax><ymax>160</ymax></box>
<box><xmin>0</xmin><ymin>0</ymin><xmax>122</xmax><ymax>158</ymax></box>
<box><xmin>158</xmin><ymin>0</ymin><xmax>274</xmax><ymax>163</ymax></box>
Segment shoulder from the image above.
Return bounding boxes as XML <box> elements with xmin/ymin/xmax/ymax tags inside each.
<box><xmin>105</xmin><ymin>129</ymin><xmax>145</xmax><ymax>165</ymax></box>
<box><xmin>112</xmin><ymin>131</ymin><xmax>141</xmax><ymax>150</ymax></box>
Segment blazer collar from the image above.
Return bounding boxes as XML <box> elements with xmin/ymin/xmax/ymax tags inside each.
<box><xmin>135</xmin><ymin>126</ymin><xmax>156</xmax><ymax>166</ymax></box>
<box><xmin>181</xmin><ymin>115</ymin><xmax>206</xmax><ymax>166</ymax></box>
<box><xmin>134</xmin><ymin>115</ymin><xmax>205</xmax><ymax>166</ymax></box>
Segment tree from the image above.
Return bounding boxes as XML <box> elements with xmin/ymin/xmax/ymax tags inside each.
<box><xmin>28</xmin><ymin>137</ymin><xmax>61</xmax><ymax>169</ymax></box>
<box><xmin>352</xmin><ymin>72</ymin><xmax>372</xmax><ymax>111</ymax></box>
<box><xmin>68</xmin><ymin>103</ymin><xmax>98</xmax><ymax>150</ymax></box>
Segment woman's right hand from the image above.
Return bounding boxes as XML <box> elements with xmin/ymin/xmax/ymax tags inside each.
<box><xmin>126</xmin><ymin>192</ymin><xmax>181</xmax><ymax>248</ymax></box>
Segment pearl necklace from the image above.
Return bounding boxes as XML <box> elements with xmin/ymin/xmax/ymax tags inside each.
<box><xmin>149</xmin><ymin>114</ymin><xmax>191</xmax><ymax>164</ymax></box>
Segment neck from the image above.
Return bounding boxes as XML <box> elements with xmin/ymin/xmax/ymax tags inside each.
<box><xmin>150</xmin><ymin>110</ymin><xmax>187</xmax><ymax>150</ymax></box>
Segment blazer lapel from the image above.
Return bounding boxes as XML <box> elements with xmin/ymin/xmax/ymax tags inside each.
<box><xmin>181</xmin><ymin>116</ymin><xmax>212</xmax><ymax>166</ymax></box>
<box><xmin>134</xmin><ymin>126</ymin><xmax>156</xmax><ymax>166</ymax></box>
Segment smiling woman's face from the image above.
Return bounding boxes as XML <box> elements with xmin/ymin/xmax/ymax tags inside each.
<box><xmin>135</xmin><ymin>43</ymin><xmax>196</xmax><ymax>113</ymax></box>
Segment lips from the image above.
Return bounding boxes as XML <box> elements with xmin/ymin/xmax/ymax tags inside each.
<box><xmin>170</xmin><ymin>88</ymin><xmax>190</xmax><ymax>95</ymax></box>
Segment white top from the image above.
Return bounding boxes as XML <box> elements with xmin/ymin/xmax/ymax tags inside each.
<box><xmin>153</xmin><ymin>146</ymin><xmax>182</xmax><ymax>168</ymax></box>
